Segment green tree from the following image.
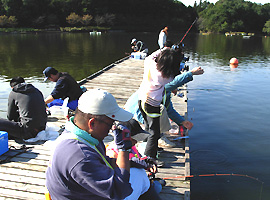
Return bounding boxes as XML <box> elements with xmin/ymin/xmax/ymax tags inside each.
<box><xmin>263</xmin><ymin>19</ymin><xmax>270</xmax><ymax>34</ymax></box>
<box><xmin>81</xmin><ymin>14</ymin><xmax>93</xmax><ymax>26</ymax></box>
<box><xmin>8</xmin><ymin>15</ymin><xmax>17</xmax><ymax>27</ymax></box>
<box><xmin>66</xmin><ymin>12</ymin><xmax>81</xmax><ymax>25</ymax></box>
<box><xmin>104</xmin><ymin>13</ymin><xmax>115</xmax><ymax>26</ymax></box>
<box><xmin>94</xmin><ymin>15</ymin><xmax>105</xmax><ymax>26</ymax></box>
<box><xmin>0</xmin><ymin>15</ymin><xmax>8</xmax><ymax>27</ymax></box>
<box><xmin>197</xmin><ymin>0</ymin><xmax>267</xmax><ymax>33</ymax></box>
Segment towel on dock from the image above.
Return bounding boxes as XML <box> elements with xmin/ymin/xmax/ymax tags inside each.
<box><xmin>23</xmin><ymin>123</ymin><xmax>60</xmax><ymax>143</ymax></box>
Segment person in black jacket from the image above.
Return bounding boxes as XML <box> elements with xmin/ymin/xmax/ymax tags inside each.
<box><xmin>0</xmin><ymin>77</ymin><xmax>47</xmax><ymax>140</ymax></box>
<box><xmin>43</xmin><ymin>67</ymin><xmax>83</xmax><ymax>111</ymax></box>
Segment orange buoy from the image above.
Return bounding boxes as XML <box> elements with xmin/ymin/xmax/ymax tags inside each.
<box><xmin>230</xmin><ymin>57</ymin><xmax>238</xmax><ymax>68</ymax></box>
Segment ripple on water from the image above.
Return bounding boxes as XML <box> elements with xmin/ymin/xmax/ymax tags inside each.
<box><xmin>190</xmin><ymin>150</ymin><xmax>234</xmax><ymax>173</ymax></box>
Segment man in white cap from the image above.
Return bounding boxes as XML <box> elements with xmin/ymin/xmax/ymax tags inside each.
<box><xmin>130</xmin><ymin>38</ymin><xmax>149</xmax><ymax>54</ymax></box>
<box><xmin>46</xmin><ymin>89</ymin><xmax>161</xmax><ymax>200</ymax></box>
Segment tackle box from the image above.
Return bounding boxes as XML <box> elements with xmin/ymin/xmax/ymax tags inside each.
<box><xmin>0</xmin><ymin>131</ymin><xmax>8</xmax><ymax>156</ymax></box>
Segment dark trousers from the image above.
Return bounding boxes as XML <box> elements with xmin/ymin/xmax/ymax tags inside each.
<box><xmin>138</xmin><ymin>100</ymin><xmax>160</xmax><ymax>158</ymax></box>
<box><xmin>0</xmin><ymin>118</ymin><xmax>39</xmax><ymax>140</ymax></box>
<box><xmin>138</xmin><ymin>182</ymin><xmax>161</xmax><ymax>200</ymax></box>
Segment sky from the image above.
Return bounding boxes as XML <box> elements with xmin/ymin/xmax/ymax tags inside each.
<box><xmin>180</xmin><ymin>0</ymin><xmax>269</xmax><ymax>7</ymax></box>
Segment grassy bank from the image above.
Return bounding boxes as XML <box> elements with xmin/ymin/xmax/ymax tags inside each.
<box><xmin>0</xmin><ymin>26</ymin><xmax>110</xmax><ymax>34</ymax></box>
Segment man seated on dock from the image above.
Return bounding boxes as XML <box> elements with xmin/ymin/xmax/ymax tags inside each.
<box><xmin>131</xmin><ymin>38</ymin><xmax>149</xmax><ymax>54</ymax></box>
<box><xmin>43</xmin><ymin>67</ymin><xmax>83</xmax><ymax>111</ymax></box>
<box><xmin>46</xmin><ymin>89</ymin><xmax>161</xmax><ymax>200</ymax></box>
<box><xmin>0</xmin><ymin>77</ymin><xmax>47</xmax><ymax>140</ymax></box>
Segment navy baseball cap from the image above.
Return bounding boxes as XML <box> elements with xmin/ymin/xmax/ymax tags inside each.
<box><xmin>43</xmin><ymin>67</ymin><xmax>58</xmax><ymax>82</ymax></box>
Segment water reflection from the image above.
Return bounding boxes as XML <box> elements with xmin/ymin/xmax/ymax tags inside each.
<box><xmin>0</xmin><ymin>33</ymin><xmax>132</xmax><ymax>80</ymax></box>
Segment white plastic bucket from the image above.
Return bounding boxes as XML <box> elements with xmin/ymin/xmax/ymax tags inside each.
<box><xmin>49</xmin><ymin>106</ymin><xmax>68</xmax><ymax>119</ymax></box>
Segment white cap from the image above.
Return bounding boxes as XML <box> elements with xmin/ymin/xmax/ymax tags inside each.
<box><xmin>131</xmin><ymin>38</ymin><xmax>137</xmax><ymax>44</ymax></box>
<box><xmin>78</xmin><ymin>89</ymin><xmax>133</xmax><ymax>122</ymax></box>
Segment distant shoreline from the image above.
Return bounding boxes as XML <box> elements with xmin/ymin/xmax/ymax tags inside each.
<box><xmin>0</xmin><ymin>26</ymin><xmax>111</xmax><ymax>34</ymax></box>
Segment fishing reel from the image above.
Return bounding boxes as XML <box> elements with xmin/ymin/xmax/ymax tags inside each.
<box><xmin>171</xmin><ymin>42</ymin><xmax>184</xmax><ymax>51</ymax></box>
<box><xmin>180</xmin><ymin>56</ymin><xmax>190</xmax><ymax>72</ymax></box>
<box><xmin>171</xmin><ymin>42</ymin><xmax>190</xmax><ymax>72</ymax></box>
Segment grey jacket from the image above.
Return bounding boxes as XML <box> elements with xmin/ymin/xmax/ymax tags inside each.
<box><xmin>8</xmin><ymin>83</ymin><xmax>47</xmax><ymax>135</ymax></box>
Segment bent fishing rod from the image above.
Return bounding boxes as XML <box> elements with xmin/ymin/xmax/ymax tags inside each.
<box><xmin>178</xmin><ymin>17</ymin><xmax>198</xmax><ymax>45</ymax></box>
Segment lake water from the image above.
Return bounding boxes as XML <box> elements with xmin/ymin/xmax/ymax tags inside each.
<box><xmin>0</xmin><ymin>32</ymin><xmax>270</xmax><ymax>199</ymax></box>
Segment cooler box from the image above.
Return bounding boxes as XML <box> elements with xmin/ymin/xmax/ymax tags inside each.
<box><xmin>131</xmin><ymin>52</ymin><xmax>141</xmax><ymax>59</ymax></box>
<box><xmin>0</xmin><ymin>131</ymin><xmax>8</xmax><ymax>156</ymax></box>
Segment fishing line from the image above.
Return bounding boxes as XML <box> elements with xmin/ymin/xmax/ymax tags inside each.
<box><xmin>178</xmin><ymin>88</ymin><xmax>223</xmax><ymax>91</ymax></box>
<box><xmin>162</xmin><ymin>173</ymin><xmax>264</xmax><ymax>200</ymax></box>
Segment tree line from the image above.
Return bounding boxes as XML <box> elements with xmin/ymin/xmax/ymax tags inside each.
<box><xmin>195</xmin><ymin>0</ymin><xmax>270</xmax><ymax>34</ymax></box>
<box><xmin>0</xmin><ymin>0</ymin><xmax>196</xmax><ymax>32</ymax></box>
<box><xmin>0</xmin><ymin>0</ymin><xmax>269</xmax><ymax>34</ymax></box>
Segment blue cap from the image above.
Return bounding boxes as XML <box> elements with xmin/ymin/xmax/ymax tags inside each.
<box><xmin>43</xmin><ymin>67</ymin><xmax>58</xmax><ymax>82</ymax></box>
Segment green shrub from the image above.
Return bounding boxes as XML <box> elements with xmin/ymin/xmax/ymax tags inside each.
<box><xmin>82</xmin><ymin>14</ymin><xmax>93</xmax><ymax>26</ymax></box>
<box><xmin>8</xmin><ymin>16</ymin><xmax>18</xmax><ymax>27</ymax></box>
<box><xmin>66</xmin><ymin>13</ymin><xmax>81</xmax><ymax>26</ymax></box>
<box><xmin>263</xmin><ymin>19</ymin><xmax>270</xmax><ymax>35</ymax></box>
<box><xmin>0</xmin><ymin>15</ymin><xmax>9</xmax><ymax>27</ymax></box>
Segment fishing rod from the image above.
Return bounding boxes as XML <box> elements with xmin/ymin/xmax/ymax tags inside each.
<box><xmin>179</xmin><ymin>17</ymin><xmax>198</xmax><ymax>44</ymax></box>
<box><xmin>177</xmin><ymin>88</ymin><xmax>223</xmax><ymax>91</ymax></box>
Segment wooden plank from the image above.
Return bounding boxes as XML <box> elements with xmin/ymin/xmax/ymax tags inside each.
<box><xmin>160</xmin><ymin>193</ymin><xmax>184</xmax><ymax>200</ymax></box>
<box><xmin>0</xmin><ymin>179</ymin><xmax>45</xmax><ymax>194</ymax></box>
<box><xmin>0</xmin><ymin>173</ymin><xmax>45</xmax><ymax>186</ymax></box>
<box><xmin>0</xmin><ymin>167</ymin><xmax>46</xmax><ymax>179</ymax></box>
<box><xmin>0</xmin><ymin>188</ymin><xmax>44</xmax><ymax>200</ymax></box>
<box><xmin>0</xmin><ymin>162</ymin><xmax>47</xmax><ymax>171</ymax></box>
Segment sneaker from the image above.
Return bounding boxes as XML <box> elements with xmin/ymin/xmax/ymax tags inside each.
<box><xmin>158</xmin><ymin>135</ymin><xmax>176</xmax><ymax>148</ymax></box>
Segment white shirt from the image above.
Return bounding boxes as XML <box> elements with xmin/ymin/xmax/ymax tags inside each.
<box><xmin>158</xmin><ymin>31</ymin><xmax>167</xmax><ymax>49</ymax></box>
<box><xmin>138</xmin><ymin>56</ymin><xmax>173</xmax><ymax>106</ymax></box>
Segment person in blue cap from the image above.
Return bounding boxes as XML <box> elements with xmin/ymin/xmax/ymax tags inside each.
<box><xmin>43</xmin><ymin>67</ymin><xmax>83</xmax><ymax>111</ymax></box>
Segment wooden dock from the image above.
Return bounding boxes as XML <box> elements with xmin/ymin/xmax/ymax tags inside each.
<box><xmin>0</xmin><ymin>57</ymin><xmax>190</xmax><ymax>200</ymax></box>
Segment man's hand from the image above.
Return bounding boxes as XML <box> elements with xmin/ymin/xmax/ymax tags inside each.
<box><xmin>147</xmin><ymin>163</ymin><xmax>157</xmax><ymax>173</ymax></box>
<box><xmin>130</xmin><ymin>157</ymin><xmax>158</xmax><ymax>173</ymax></box>
<box><xmin>113</xmin><ymin>124</ymin><xmax>132</xmax><ymax>151</ymax></box>
<box><xmin>44</xmin><ymin>95</ymin><xmax>55</xmax><ymax>105</ymax></box>
<box><xmin>172</xmin><ymin>89</ymin><xmax>178</xmax><ymax>96</ymax></box>
<box><xmin>191</xmin><ymin>67</ymin><xmax>204</xmax><ymax>75</ymax></box>
<box><xmin>182</xmin><ymin>120</ymin><xmax>193</xmax><ymax>130</ymax></box>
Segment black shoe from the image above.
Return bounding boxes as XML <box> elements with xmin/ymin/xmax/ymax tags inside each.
<box><xmin>148</xmin><ymin>157</ymin><xmax>165</xmax><ymax>168</ymax></box>
<box><xmin>157</xmin><ymin>147</ymin><xmax>164</xmax><ymax>153</ymax></box>
<box><xmin>148</xmin><ymin>173</ymin><xmax>166</xmax><ymax>187</ymax></box>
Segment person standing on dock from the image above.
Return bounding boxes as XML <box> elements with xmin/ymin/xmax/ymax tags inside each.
<box><xmin>131</xmin><ymin>38</ymin><xmax>149</xmax><ymax>54</ymax></box>
<box><xmin>158</xmin><ymin>26</ymin><xmax>169</xmax><ymax>49</ymax></box>
<box><xmin>46</xmin><ymin>89</ymin><xmax>161</xmax><ymax>200</ymax></box>
<box><xmin>43</xmin><ymin>67</ymin><xmax>83</xmax><ymax>111</ymax></box>
<box><xmin>0</xmin><ymin>77</ymin><xmax>47</xmax><ymax>140</ymax></box>
<box><xmin>137</xmin><ymin>48</ymin><xmax>183</xmax><ymax>166</ymax></box>
<box><xmin>125</xmin><ymin>66</ymin><xmax>204</xmax><ymax>134</ymax></box>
